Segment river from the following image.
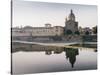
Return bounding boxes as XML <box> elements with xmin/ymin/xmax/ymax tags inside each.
<box><xmin>12</xmin><ymin>43</ymin><xmax>97</xmax><ymax>74</ymax></box>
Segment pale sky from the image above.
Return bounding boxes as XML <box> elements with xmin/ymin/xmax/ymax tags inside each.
<box><xmin>12</xmin><ymin>0</ymin><xmax>98</xmax><ymax>28</ymax></box>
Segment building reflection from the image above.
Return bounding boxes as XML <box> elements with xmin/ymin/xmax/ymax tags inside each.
<box><xmin>45</xmin><ymin>51</ymin><xmax>52</xmax><ymax>55</ymax></box>
<box><xmin>94</xmin><ymin>49</ymin><xmax>97</xmax><ymax>52</ymax></box>
<box><xmin>12</xmin><ymin>43</ymin><xmax>64</xmax><ymax>54</ymax></box>
<box><xmin>45</xmin><ymin>47</ymin><xmax>64</xmax><ymax>55</ymax></box>
<box><xmin>64</xmin><ymin>48</ymin><xmax>79</xmax><ymax>68</ymax></box>
<box><xmin>12</xmin><ymin>43</ymin><xmax>96</xmax><ymax>68</ymax></box>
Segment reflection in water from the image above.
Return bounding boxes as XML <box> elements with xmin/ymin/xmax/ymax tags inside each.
<box><xmin>64</xmin><ymin>48</ymin><xmax>79</xmax><ymax>68</ymax></box>
<box><xmin>12</xmin><ymin>42</ymin><xmax>96</xmax><ymax>69</ymax></box>
<box><xmin>94</xmin><ymin>49</ymin><xmax>97</xmax><ymax>52</ymax></box>
<box><xmin>45</xmin><ymin>51</ymin><xmax>52</xmax><ymax>55</ymax></box>
<box><xmin>44</xmin><ymin>48</ymin><xmax>79</xmax><ymax>68</ymax></box>
<box><xmin>12</xmin><ymin>42</ymin><xmax>97</xmax><ymax>74</ymax></box>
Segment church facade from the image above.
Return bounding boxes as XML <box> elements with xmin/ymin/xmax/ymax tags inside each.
<box><xmin>64</xmin><ymin>9</ymin><xmax>78</xmax><ymax>35</ymax></box>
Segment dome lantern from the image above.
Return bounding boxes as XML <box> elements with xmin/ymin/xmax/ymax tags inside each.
<box><xmin>68</xmin><ymin>9</ymin><xmax>75</xmax><ymax>21</ymax></box>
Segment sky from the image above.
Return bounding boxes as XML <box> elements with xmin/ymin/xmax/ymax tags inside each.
<box><xmin>12</xmin><ymin>0</ymin><xmax>98</xmax><ymax>28</ymax></box>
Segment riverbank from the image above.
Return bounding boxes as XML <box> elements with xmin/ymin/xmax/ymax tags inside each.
<box><xmin>12</xmin><ymin>40</ymin><xmax>97</xmax><ymax>49</ymax></box>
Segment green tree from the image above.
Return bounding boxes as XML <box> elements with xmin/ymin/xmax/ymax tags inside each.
<box><xmin>92</xmin><ymin>26</ymin><xmax>97</xmax><ymax>34</ymax></box>
<box><xmin>66</xmin><ymin>30</ymin><xmax>73</xmax><ymax>35</ymax></box>
<box><xmin>74</xmin><ymin>31</ymin><xmax>80</xmax><ymax>35</ymax></box>
<box><xmin>85</xmin><ymin>31</ymin><xmax>89</xmax><ymax>35</ymax></box>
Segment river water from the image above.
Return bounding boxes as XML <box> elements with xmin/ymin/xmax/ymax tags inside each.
<box><xmin>12</xmin><ymin>43</ymin><xmax>97</xmax><ymax>74</ymax></box>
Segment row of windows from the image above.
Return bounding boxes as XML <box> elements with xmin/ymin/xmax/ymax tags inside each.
<box><xmin>13</xmin><ymin>31</ymin><xmax>25</xmax><ymax>33</ymax></box>
<box><xmin>13</xmin><ymin>28</ymin><xmax>62</xmax><ymax>34</ymax></box>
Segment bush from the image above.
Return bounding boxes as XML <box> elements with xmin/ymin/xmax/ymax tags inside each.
<box><xmin>85</xmin><ymin>31</ymin><xmax>89</xmax><ymax>35</ymax></box>
<box><xmin>66</xmin><ymin>30</ymin><xmax>73</xmax><ymax>35</ymax></box>
<box><xmin>74</xmin><ymin>31</ymin><xmax>80</xmax><ymax>35</ymax></box>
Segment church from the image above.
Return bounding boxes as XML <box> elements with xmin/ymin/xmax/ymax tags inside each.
<box><xmin>64</xmin><ymin>9</ymin><xmax>78</xmax><ymax>35</ymax></box>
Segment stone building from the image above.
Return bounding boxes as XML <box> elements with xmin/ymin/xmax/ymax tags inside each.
<box><xmin>64</xmin><ymin>9</ymin><xmax>78</xmax><ymax>34</ymax></box>
<box><xmin>31</xmin><ymin>25</ymin><xmax>64</xmax><ymax>37</ymax></box>
<box><xmin>12</xmin><ymin>24</ymin><xmax>64</xmax><ymax>37</ymax></box>
<box><xmin>82</xmin><ymin>27</ymin><xmax>92</xmax><ymax>35</ymax></box>
<box><xmin>12</xmin><ymin>27</ymin><xmax>31</xmax><ymax>37</ymax></box>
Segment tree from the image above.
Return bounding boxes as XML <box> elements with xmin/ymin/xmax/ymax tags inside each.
<box><xmin>85</xmin><ymin>31</ymin><xmax>89</xmax><ymax>35</ymax></box>
<box><xmin>92</xmin><ymin>26</ymin><xmax>97</xmax><ymax>34</ymax></box>
<box><xmin>66</xmin><ymin>30</ymin><xmax>73</xmax><ymax>35</ymax></box>
<box><xmin>74</xmin><ymin>31</ymin><xmax>80</xmax><ymax>35</ymax></box>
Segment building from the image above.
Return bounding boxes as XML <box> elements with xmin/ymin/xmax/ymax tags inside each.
<box><xmin>12</xmin><ymin>24</ymin><xmax>64</xmax><ymax>37</ymax></box>
<box><xmin>12</xmin><ymin>27</ymin><xmax>31</xmax><ymax>37</ymax></box>
<box><xmin>64</xmin><ymin>9</ymin><xmax>78</xmax><ymax>34</ymax></box>
<box><xmin>79</xmin><ymin>27</ymin><xmax>92</xmax><ymax>35</ymax></box>
<box><xmin>31</xmin><ymin>25</ymin><xmax>64</xmax><ymax>37</ymax></box>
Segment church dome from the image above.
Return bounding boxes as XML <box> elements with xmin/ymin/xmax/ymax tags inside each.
<box><xmin>68</xmin><ymin>9</ymin><xmax>75</xmax><ymax>21</ymax></box>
